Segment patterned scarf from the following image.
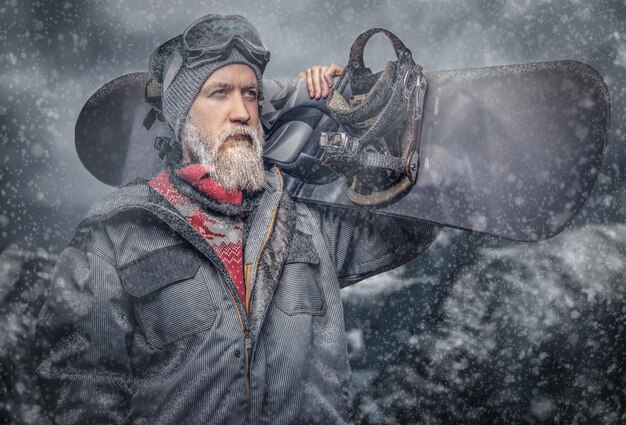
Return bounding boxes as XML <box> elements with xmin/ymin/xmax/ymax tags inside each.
<box><xmin>148</xmin><ymin>164</ymin><xmax>254</xmax><ymax>312</ymax></box>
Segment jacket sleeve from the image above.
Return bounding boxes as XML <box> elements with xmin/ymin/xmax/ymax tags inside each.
<box><xmin>36</xmin><ymin>226</ymin><xmax>135</xmax><ymax>424</ymax></box>
<box><xmin>261</xmin><ymin>77</ymin><xmax>310</xmax><ymax>129</ymax></box>
<box><xmin>306</xmin><ymin>203</ymin><xmax>441</xmax><ymax>287</ymax></box>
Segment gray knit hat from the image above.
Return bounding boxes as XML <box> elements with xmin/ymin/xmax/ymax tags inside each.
<box><xmin>149</xmin><ymin>18</ymin><xmax>266</xmax><ymax>141</ymax></box>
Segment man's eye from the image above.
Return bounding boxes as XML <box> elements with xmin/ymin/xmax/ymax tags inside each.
<box><xmin>211</xmin><ymin>89</ymin><xmax>227</xmax><ymax>97</ymax></box>
<box><xmin>244</xmin><ymin>90</ymin><xmax>258</xmax><ymax>100</ymax></box>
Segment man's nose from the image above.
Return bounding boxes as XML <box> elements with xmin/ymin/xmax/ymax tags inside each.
<box><xmin>229</xmin><ymin>94</ymin><xmax>250</xmax><ymax>123</ymax></box>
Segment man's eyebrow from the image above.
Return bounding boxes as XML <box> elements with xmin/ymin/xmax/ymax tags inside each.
<box><xmin>242</xmin><ymin>83</ymin><xmax>259</xmax><ymax>90</ymax></box>
<box><xmin>201</xmin><ymin>82</ymin><xmax>259</xmax><ymax>92</ymax></box>
<box><xmin>202</xmin><ymin>82</ymin><xmax>234</xmax><ymax>92</ymax></box>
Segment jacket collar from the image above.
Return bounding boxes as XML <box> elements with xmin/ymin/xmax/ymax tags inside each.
<box><xmin>244</xmin><ymin>167</ymin><xmax>296</xmax><ymax>339</ymax></box>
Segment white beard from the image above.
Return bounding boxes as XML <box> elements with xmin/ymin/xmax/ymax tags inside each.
<box><xmin>181</xmin><ymin>118</ymin><xmax>266</xmax><ymax>193</ymax></box>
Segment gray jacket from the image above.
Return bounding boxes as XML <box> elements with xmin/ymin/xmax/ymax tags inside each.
<box><xmin>36</xmin><ymin>167</ymin><xmax>439</xmax><ymax>424</ymax></box>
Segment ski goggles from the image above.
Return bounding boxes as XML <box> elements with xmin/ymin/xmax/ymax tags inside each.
<box><xmin>163</xmin><ymin>14</ymin><xmax>270</xmax><ymax>93</ymax></box>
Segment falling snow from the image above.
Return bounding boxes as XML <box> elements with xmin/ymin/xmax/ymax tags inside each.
<box><xmin>1</xmin><ymin>0</ymin><xmax>626</xmax><ymax>424</ymax></box>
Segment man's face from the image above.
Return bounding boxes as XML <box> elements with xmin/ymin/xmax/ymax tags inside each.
<box><xmin>181</xmin><ymin>63</ymin><xmax>265</xmax><ymax>192</ymax></box>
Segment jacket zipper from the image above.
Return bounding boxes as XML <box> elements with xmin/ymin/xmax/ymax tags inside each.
<box><xmin>244</xmin><ymin>329</ymin><xmax>253</xmax><ymax>395</ymax></box>
<box><xmin>168</xmin><ymin>210</ymin><xmax>254</xmax><ymax>398</ymax></box>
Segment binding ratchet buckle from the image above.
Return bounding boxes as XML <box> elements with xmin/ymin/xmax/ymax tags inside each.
<box><xmin>320</xmin><ymin>132</ymin><xmax>360</xmax><ymax>154</ymax></box>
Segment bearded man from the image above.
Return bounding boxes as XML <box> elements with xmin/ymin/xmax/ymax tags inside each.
<box><xmin>36</xmin><ymin>14</ymin><xmax>438</xmax><ymax>425</ymax></box>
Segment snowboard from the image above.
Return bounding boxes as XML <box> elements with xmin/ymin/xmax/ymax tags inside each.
<box><xmin>75</xmin><ymin>61</ymin><xmax>610</xmax><ymax>242</ymax></box>
<box><xmin>261</xmin><ymin>60</ymin><xmax>610</xmax><ymax>241</ymax></box>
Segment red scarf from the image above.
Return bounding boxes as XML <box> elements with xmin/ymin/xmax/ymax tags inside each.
<box><xmin>148</xmin><ymin>164</ymin><xmax>247</xmax><ymax>312</ymax></box>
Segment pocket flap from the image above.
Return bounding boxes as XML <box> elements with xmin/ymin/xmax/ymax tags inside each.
<box><xmin>286</xmin><ymin>229</ymin><xmax>319</xmax><ymax>264</ymax></box>
<box><xmin>119</xmin><ymin>244</ymin><xmax>200</xmax><ymax>297</ymax></box>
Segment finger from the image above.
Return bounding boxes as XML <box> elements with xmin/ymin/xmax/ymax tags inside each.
<box><xmin>319</xmin><ymin>66</ymin><xmax>331</xmax><ymax>97</ymax></box>
<box><xmin>323</xmin><ymin>68</ymin><xmax>334</xmax><ymax>90</ymax></box>
<box><xmin>329</xmin><ymin>63</ymin><xmax>344</xmax><ymax>77</ymax></box>
<box><xmin>324</xmin><ymin>63</ymin><xmax>344</xmax><ymax>88</ymax></box>
<box><xmin>311</xmin><ymin>66</ymin><xmax>322</xmax><ymax>99</ymax></box>
<box><xmin>306</xmin><ymin>68</ymin><xmax>314</xmax><ymax>97</ymax></box>
<box><xmin>297</xmin><ymin>71</ymin><xmax>306</xmax><ymax>78</ymax></box>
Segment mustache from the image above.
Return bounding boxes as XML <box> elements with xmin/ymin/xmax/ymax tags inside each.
<box><xmin>218</xmin><ymin>125</ymin><xmax>261</xmax><ymax>144</ymax></box>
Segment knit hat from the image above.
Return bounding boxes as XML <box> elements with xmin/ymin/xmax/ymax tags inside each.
<box><xmin>149</xmin><ymin>19</ymin><xmax>266</xmax><ymax>142</ymax></box>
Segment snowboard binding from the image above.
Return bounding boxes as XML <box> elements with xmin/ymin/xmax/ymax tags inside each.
<box><xmin>321</xmin><ymin>28</ymin><xmax>427</xmax><ymax>206</ymax></box>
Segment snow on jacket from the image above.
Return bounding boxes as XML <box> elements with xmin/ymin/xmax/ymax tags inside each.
<box><xmin>36</xmin><ymin>167</ymin><xmax>439</xmax><ymax>424</ymax></box>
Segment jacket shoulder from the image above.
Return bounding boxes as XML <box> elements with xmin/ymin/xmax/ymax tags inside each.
<box><xmin>71</xmin><ymin>179</ymin><xmax>187</xmax><ymax>268</ymax></box>
<box><xmin>81</xmin><ymin>179</ymin><xmax>155</xmax><ymax>226</ymax></box>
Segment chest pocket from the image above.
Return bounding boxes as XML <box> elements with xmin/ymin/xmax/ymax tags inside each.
<box><xmin>119</xmin><ymin>244</ymin><xmax>217</xmax><ymax>349</ymax></box>
<box><xmin>274</xmin><ymin>229</ymin><xmax>327</xmax><ymax>316</ymax></box>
